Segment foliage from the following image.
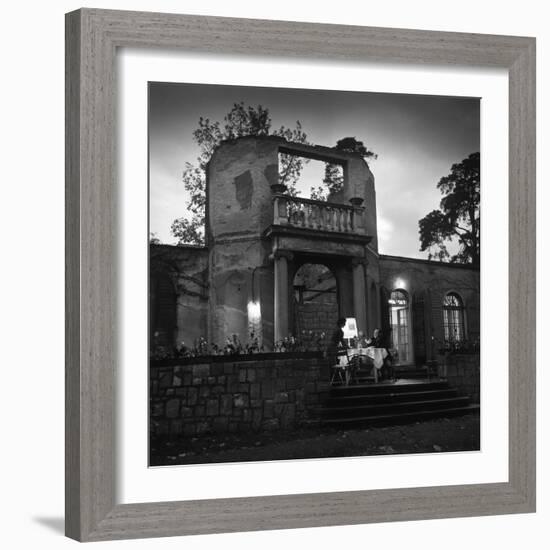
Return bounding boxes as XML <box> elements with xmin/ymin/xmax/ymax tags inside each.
<box><xmin>418</xmin><ymin>152</ymin><xmax>480</xmax><ymax>265</ymax></box>
<box><xmin>274</xmin><ymin>332</ymin><xmax>327</xmax><ymax>352</ymax></box>
<box><xmin>171</xmin><ymin>102</ymin><xmax>310</xmax><ymax>245</ymax></box>
<box><xmin>150</xmin><ymin>330</ymin><xmax>328</xmax><ymax>360</ymax></box>
<box><xmin>321</xmin><ymin>137</ymin><xmax>377</xmax><ymax>201</ymax></box>
<box><xmin>170</xmin><ymin>215</ymin><xmax>205</xmax><ymax>248</ymax></box>
<box><xmin>309</xmin><ymin>185</ymin><xmax>327</xmax><ymax>202</ymax></box>
<box><xmin>438</xmin><ymin>337</ymin><xmax>480</xmax><ymax>355</ymax></box>
<box><xmin>149</xmin><ymin>232</ymin><xmax>161</xmax><ymax>244</ymax></box>
<box><xmin>334</xmin><ymin>137</ymin><xmax>377</xmax><ymax>159</ymax></box>
<box><xmin>322</xmin><ymin>163</ymin><xmax>344</xmax><ymax>199</ymax></box>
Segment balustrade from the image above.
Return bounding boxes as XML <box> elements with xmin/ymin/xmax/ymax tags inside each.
<box><xmin>272</xmin><ymin>194</ymin><xmax>365</xmax><ymax>234</ymax></box>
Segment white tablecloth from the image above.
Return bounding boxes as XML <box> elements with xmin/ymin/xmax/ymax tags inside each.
<box><xmin>347</xmin><ymin>347</ymin><xmax>388</xmax><ymax>369</ymax></box>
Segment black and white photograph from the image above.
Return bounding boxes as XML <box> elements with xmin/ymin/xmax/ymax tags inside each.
<box><xmin>1</xmin><ymin>0</ymin><xmax>543</xmax><ymax>546</ymax></box>
<box><xmin>148</xmin><ymin>82</ymin><xmax>481</xmax><ymax>466</ymax></box>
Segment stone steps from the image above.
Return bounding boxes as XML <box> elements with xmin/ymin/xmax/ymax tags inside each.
<box><xmin>329</xmin><ymin>380</ymin><xmax>449</xmax><ymax>396</ymax></box>
<box><xmin>321</xmin><ymin>396</ymin><xmax>471</xmax><ymax>418</ymax></box>
<box><xmin>327</xmin><ymin>388</ymin><xmax>458</xmax><ymax>407</ymax></box>
<box><xmin>320</xmin><ymin>403</ymin><xmax>480</xmax><ymax>427</ymax></box>
<box><xmin>315</xmin><ymin>379</ymin><xmax>478</xmax><ymax>427</ymax></box>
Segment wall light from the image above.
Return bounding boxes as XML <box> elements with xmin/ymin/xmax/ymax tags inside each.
<box><xmin>247</xmin><ymin>301</ymin><xmax>261</xmax><ymax>321</ymax></box>
<box><xmin>394</xmin><ymin>278</ymin><xmax>406</xmax><ymax>289</ymax></box>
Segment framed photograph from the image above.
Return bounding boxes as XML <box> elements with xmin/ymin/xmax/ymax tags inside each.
<box><xmin>65</xmin><ymin>8</ymin><xmax>536</xmax><ymax>542</ymax></box>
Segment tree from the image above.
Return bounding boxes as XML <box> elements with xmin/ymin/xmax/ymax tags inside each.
<box><xmin>171</xmin><ymin>102</ymin><xmax>310</xmax><ymax>245</ymax></box>
<box><xmin>333</xmin><ymin>137</ymin><xmax>377</xmax><ymax>159</ymax></box>
<box><xmin>149</xmin><ymin>232</ymin><xmax>161</xmax><ymax>244</ymax></box>
<box><xmin>418</xmin><ymin>152</ymin><xmax>480</xmax><ymax>265</ymax></box>
<box><xmin>318</xmin><ymin>137</ymin><xmax>377</xmax><ymax>201</ymax></box>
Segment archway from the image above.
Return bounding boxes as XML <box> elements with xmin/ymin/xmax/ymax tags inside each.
<box><xmin>292</xmin><ymin>263</ymin><xmax>338</xmax><ymax>341</ymax></box>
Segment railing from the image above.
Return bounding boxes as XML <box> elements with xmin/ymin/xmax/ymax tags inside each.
<box><xmin>272</xmin><ymin>194</ymin><xmax>366</xmax><ymax>234</ymax></box>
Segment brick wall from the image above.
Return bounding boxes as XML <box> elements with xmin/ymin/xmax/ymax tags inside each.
<box><xmin>150</xmin><ymin>354</ymin><xmax>328</xmax><ymax>437</ymax></box>
<box><xmin>441</xmin><ymin>353</ymin><xmax>480</xmax><ymax>403</ymax></box>
<box><xmin>295</xmin><ymin>301</ymin><xmax>338</xmax><ymax>338</ymax></box>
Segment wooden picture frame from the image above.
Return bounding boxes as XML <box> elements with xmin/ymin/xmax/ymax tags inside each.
<box><xmin>65</xmin><ymin>8</ymin><xmax>536</xmax><ymax>542</ymax></box>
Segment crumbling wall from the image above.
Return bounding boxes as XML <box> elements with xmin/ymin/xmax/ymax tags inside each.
<box><xmin>150</xmin><ymin>244</ymin><xmax>209</xmax><ymax>353</ymax></box>
<box><xmin>206</xmin><ymin>138</ymin><xmax>281</xmax><ymax>348</ymax></box>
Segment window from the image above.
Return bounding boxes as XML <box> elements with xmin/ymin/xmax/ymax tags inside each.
<box><xmin>388</xmin><ymin>289</ymin><xmax>410</xmax><ymax>364</ymax></box>
<box><xmin>442</xmin><ymin>292</ymin><xmax>466</xmax><ymax>343</ymax></box>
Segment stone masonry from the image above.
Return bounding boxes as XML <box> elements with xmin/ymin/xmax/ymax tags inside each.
<box><xmin>441</xmin><ymin>353</ymin><xmax>480</xmax><ymax>403</ymax></box>
<box><xmin>150</xmin><ymin>354</ymin><xmax>329</xmax><ymax>437</ymax></box>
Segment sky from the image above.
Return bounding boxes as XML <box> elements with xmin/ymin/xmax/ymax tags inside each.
<box><xmin>149</xmin><ymin>82</ymin><xmax>479</xmax><ymax>259</ymax></box>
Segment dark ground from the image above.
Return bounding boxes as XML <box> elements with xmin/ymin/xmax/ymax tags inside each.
<box><xmin>150</xmin><ymin>413</ymin><xmax>480</xmax><ymax>466</ymax></box>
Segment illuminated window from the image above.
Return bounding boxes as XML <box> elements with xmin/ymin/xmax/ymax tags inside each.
<box><xmin>388</xmin><ymin>289</ymin><xmax>410</xmax><ymax>364</ymax></box>
<box><xmin>443</xmin><ymin>292</ymin><xmax>466</xmax><ymax>343</ymax></box>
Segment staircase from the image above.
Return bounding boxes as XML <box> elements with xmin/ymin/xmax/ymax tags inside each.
<box><xmin>317</xmin><ymin>378</ymin><xmax>479</xmax><ymax>428</ymax></box>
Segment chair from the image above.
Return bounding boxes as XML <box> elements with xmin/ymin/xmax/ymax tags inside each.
<box><xmin>351</xmin><ymin>348</ymin><xmax>378</xmax><ymax>384</ymax></box>
<box><xmin>330</xmin><ymin>350</ymin><xmax>350</xmax><ymax>385</ymax></box>
<box><xmin>330</xmin><ymin>363</ymin><xmax>347</xmax><ymax>385</ymax></box>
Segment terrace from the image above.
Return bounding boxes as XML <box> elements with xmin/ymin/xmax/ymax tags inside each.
<box><xmin>272</xmin><ymin>194</ymin><xmax>366</xmax><ymax>235</ymax></box>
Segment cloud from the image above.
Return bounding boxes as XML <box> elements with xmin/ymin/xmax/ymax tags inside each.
<box><xmin>376</xmin><ymin>215</ymin><xmax>394</xmax><ymax>248</ymax></box>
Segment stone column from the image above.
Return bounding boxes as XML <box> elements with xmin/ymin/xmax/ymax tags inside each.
<box><xmin>273</xmin><ymin>251</ymin><xmax>292</xmax><ymax>343</ymax></box>
<box><xmin>352</xmin><ymin>258</ymin><xmax>368</xmax><ymax>335</ymax></box>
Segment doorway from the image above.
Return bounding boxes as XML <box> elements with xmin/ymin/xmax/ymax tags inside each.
<box><xmin>292</xmin><ymin>263</ymin><xmax>338</xmax><ymax>341</ymax></box>
<box><xmin>388</xmin><ymin>289</ymin><xmax>412</xmax><ymax>364</ymax></box>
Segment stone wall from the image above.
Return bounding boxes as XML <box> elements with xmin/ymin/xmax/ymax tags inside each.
<box><xmin>150</xmin><ymin>354</ymin><xmax>328</xmax><ymax>437</ymax></box>
<box><xmin>150</xmin><ymin>244</ymin><xmax>209</xmax><ymax>351</ymax></box>
<box><xmin>207</xmin><ymin>137</ymin><xmax>279</xmax><ymax>348</ymax></box>
<box><xmin>441</xmin><ymin>353</ymin><xmax>480</xmax><ymax>403</ymax></box>
<box><xmin>378</xmin><ymin>255</ymin><xmax>480</xmax><ymax>363</ymax></box>
<box><xmin>295</xmin><ymin>298</ymin><xmax>338</xmax><ymax>338</ymax></box>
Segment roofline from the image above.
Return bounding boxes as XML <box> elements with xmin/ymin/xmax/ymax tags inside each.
<box><xmin>150</xmin><ymin>243</ymin><xmax>208</xmax><ymax>251</ymax></box>
<box><xmin>379</xmin><ymin>253</ymin><xmax>480</xmax><ymax>270</ymax></box>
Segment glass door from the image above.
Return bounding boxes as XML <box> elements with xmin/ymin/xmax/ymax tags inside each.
<box><xmin>389</xmin><ymin>289</ymin><xmax>411</xmax><ymax>364</ymax></box>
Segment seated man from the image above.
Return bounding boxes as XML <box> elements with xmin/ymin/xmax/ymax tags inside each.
<box><xmin>366</xmin><ymin>327</ymin><xmax>383</xmax><ymax>348</ymax></box>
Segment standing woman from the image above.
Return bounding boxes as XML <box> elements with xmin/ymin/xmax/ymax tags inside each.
<box><xmin>328</xmin><ymin>317</ymin><xmax>347</xmax><ymax>380</ymax></box>
<box><xmin>330</xmin><ymin>317</ymin><xmax>347</xmax><ymax>350</ymax></box>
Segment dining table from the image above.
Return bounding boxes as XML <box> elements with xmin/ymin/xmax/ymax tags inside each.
<box><xmin>344</xmin><ymin>347</ymin><xmax>388</xmax><ymax>384</ymax></box>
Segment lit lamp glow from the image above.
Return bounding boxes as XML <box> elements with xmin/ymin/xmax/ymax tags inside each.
<box><xmin>343</xmin><ymin>317</ymin><xmax>358</xmax><ymax>340</ymax></box>
<box><xmin>247</xmin><ymin>301</ymin><xmax>261</xmax><ymax>321</ymax></box>
<box><xmin>394</xmin><ymin>278</ymin><xmax>406</xmax><ymax>289</ymax></box>
<box><xmin>247</xmin><ymin>300</ymin><xmax>262</xmax><ymax>346</ymax></box>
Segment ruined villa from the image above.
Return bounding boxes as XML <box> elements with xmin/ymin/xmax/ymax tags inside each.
<box><xmin>150</xmin><ymin>135</ymin><xmax>480</xmax><ymax>366</ymax></box>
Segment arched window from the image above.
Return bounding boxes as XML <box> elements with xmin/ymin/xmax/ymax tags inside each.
<box><xmin>442</xmin><ymin>292</ymin><xmax>466</xmax><ymax>343</ymax></box>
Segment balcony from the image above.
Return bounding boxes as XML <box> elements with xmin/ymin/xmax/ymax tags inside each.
<box><xmin>272</xmin><ymin>194</ymin><xmax>367</xmax><ymax>235</ymax></box>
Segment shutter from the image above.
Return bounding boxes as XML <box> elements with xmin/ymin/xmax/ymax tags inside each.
<box><xmin>379</xmin><ymin>286</ymin><xmax>391</xmax><ymax>346</ymax></box>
